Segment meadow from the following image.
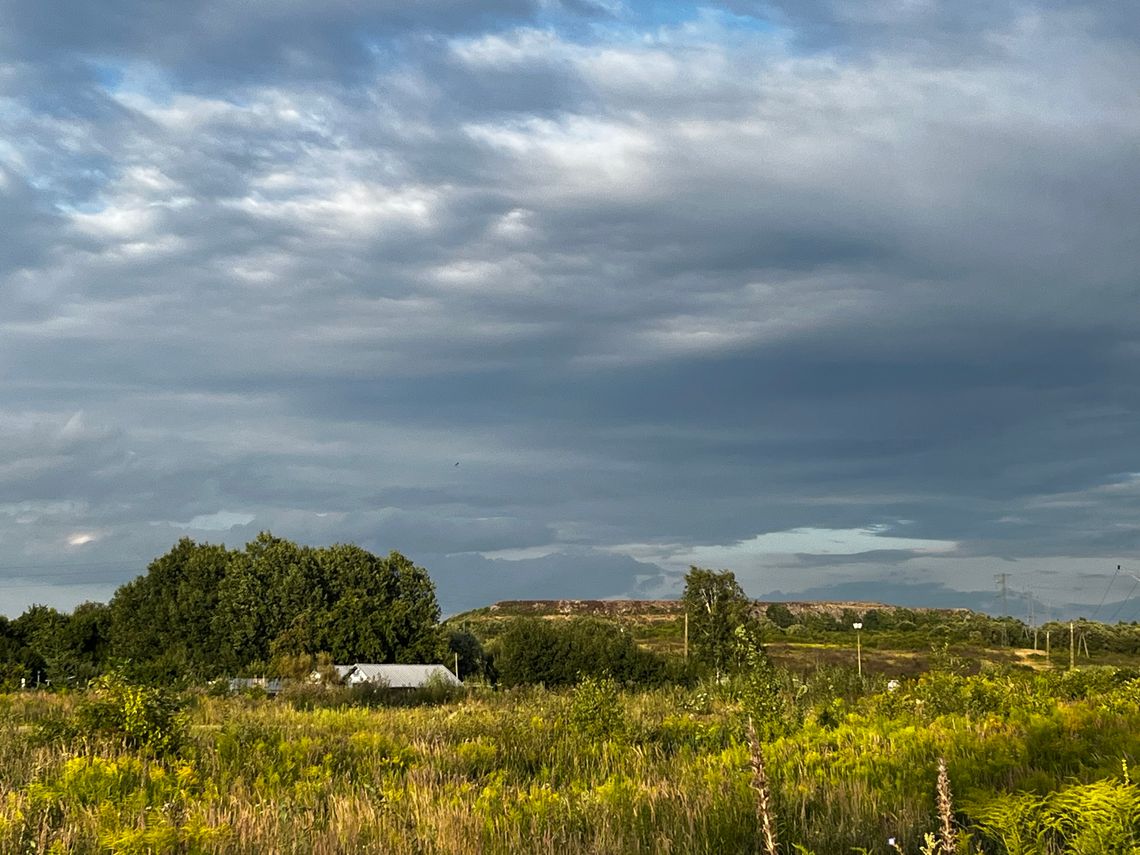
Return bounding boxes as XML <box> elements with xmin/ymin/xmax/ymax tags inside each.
<box><xmin>4</xmin><ymin>664</ymin><xmax>1140</xmax><ymax>854</ymax></box>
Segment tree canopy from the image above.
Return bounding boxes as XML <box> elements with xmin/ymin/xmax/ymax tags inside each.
<box><xmin>494</xmin><ymin>617</ymin><xmax>667</xmax><ymax>688</ymax></box>
<box><xmin>107</xmin><ymin>533</ymin><xmax>445</xmax><ymax>680</ymax></box>
<box><xmin>682</xmin><ymin>566</ymin><xmax>758</xmax><ymax>677</ymax></box>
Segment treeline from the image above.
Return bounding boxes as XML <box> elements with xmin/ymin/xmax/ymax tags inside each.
<box><xmin>1</xmin><ymin>533</ymin><xmax>446</xmax><ymax>686</ymax></box>
<box><xmin>461</xmin><ymin>569</ymin><xmax>767</xmax><ymax>690</ymax></box>
<box><xmin>761</xmin><ymin>602</ymin><xmax>1029</xmax><ymax>647</ymax></box>
<box><xmin>761</xmin><ymin>602</ymin><xmax>1140</xmax><ymax>655</ymax></box>
<box><xmin>493</xmin><ymin>618</ymin><xmax>675</xmax><ymax>687</ymax></box>
<box><xmin>13</xmin><ymin>542</ymin><xmax>1140</xmax><ymax>692</ymax></box>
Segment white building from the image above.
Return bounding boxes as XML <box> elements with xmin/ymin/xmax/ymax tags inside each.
<box><xmin>337</xmin><ymin>663</ymin><xmax>462</xmax><ymax>689</ymax></box>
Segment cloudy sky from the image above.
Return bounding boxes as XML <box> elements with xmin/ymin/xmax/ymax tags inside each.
<box><xmin>2</xmin><ymin>0</ymin><xmax>1139</xmax><ymax>618</ymax></box>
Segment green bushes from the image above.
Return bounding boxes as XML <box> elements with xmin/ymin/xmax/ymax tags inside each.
<box><xmin>76</xmin><ymin>672</ymin><xmax>187</xmax><ymax>756</ymax></box>
<box><xmin>569</xmin><ymin>676</ymin><xmax>627</xmax><ymax>740</ymax></box>
<box><xmin>494</xmin><ymin>618</ymin><xmax>667</xmax><ymax>687</ymax></box>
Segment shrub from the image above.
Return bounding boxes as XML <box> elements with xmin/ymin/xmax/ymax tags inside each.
<box><xmin>568</xmin><ymin>675</ymin><xmax>627</xmax><ymax>740</ymax></box>
<box><xmin>76</xmin><ymin>672</ymin><xmax>186</xmax><ymax>755</ymax></box>
<box><xmin>495</xmin><ymin>618</ymin><xmax>667</xmax><ymax>687</ymax></box>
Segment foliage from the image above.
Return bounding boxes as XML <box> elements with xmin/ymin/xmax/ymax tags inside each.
<box><xmin>731</xmin><ymin>623</ymin><xmax>786</xmax><ymax>739</ymax></box>
<box><xmin>569</xmin><ymin>675</ymin><xmax>627</xmax><ymax>740</ymax></box>
<box><xmin>5</xmin><ymin>670</ymin><xmax>1140</xmax><ymax>852</ymax></box>
<box><xmin>449</xmin><ymin>628</ymin><xmax>490</xmax><ymax>682</ymax></box>
<box><xmin>5</xmin><ymin>602</ymin><xmax>111</xmax><ymax>688</ymax></box>
<box><xmin>766</xmin><ymin>602</ymin><xmax>796</xmax><ymax>629</ymax></box>
<box><xmin>682</xmin><ymin>566</ymin><xmax>759</xmax><ymax>677</ymax></box>
<box><xmin>76</xmin><ymin>672</ymin><xmax>188</xmax><ymax>756</ymax></box>
<box><xmin>494</xmin><ymin>617</ymin><xmax>667</xmax><ymax>687</ymax></box>
<box><xmin>110</xmin><ymin>538</ymin><xmax>232</xmax><ymax>680</ymax></box>
<box><xmin>105</xmin><ymin>533</ymin><xmax>445</xmax><ymax>680</ymax></box>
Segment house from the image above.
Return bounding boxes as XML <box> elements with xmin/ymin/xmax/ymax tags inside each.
<box><xmin>338</xmin><ymin>663</ymin><xmax>462</xmax><ymax>689</ymax></box>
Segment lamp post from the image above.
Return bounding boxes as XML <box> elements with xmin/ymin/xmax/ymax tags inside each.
<box><xmin>853</xmin><ymin>622</ymin><xmax>863</xmax><ymax>679</ymax></box>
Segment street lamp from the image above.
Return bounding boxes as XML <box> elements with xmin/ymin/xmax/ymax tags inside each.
<box><xmin>853</xmin><ymin>622</ymin><xmax>863</xmax><ymax>679</ymax></box>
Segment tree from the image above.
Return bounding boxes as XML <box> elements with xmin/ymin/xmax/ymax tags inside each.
<box><xmin>12</xmin><ymin>605</ymin><xmax>69</xmax><ymax>685</ymax></box>
<box><xmin>495</xmin><ymin>619</ymin><xmax>563</xmax><ymax>687</ymax></box>
<box><xmin>106</xmin><ymin>533</ymin><xmax>447</xmax><ymax>680</ymax></box>
<box><xmin>766</xmin><ymin>602</ymin><xmax>796</xmax><ymax>629</ymax></box>
<box><xmin>316</xmin><ymin>546</ymin><xmax>445</xmax><ymax>663</ymax></box>
<box><xmin>682</xmin><ymin>567</ymin><xmax>757</xmax><ymax>678</ymax></box>
<box><xmin>494</xmin><ymin>617</ymin><xmax>666</xmax><ymax>688</ymax></box>
<box><xmin>213</xmin><ymin>533</ymin><xmax>319</xmax><ymax>671</ymax></box>
<box><xmin>447</xmin><ymin>629</ymin><xmax>487</xmax><ymax>682</ymax></box>
<box><xmin>110</xmin><ymin>538</ymin><xmax>233</xmax><ymax>679</ymax></box>
<box><xmin>0</xmin><ymin>616</ymin><xmax>33</xmax><ymax>688</ymax></box>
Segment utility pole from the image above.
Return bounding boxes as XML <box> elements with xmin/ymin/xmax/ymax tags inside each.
<box><xmin>1070</xmin><ymin>621</ymin><xmax>1075</xmax><ymax>670</ymax></box>
<box><xmin>454</xmin><ymin>651</ymin><xmax>460</xmax><ymax>681</ymax></box>
<box><xmin>853</xmin><ymin>622</ymin><xmax>863</xmax><ymax>680</ymax></box>
<box><xmin>995</xmin><ymin>573</ymin><xmax>1009</xmax><ymax>646</ymax></box>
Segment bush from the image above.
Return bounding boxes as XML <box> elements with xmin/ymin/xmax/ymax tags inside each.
<box><xmin>495</xmin><ymin>618</ymin><xmax>667</xmax><ymax>688</ymax></box>
<box><xmin>568</xmin><ymin>676</ymin><xmax>627</xmax><ymax>740</ymax></box>
<box><xmin>76</xmin><ymin>672</ymin><xmax>186</xmax><ymax>755</ymax></box>
<box><xmin>766</xmin><ymin>603</ymin><xmax>796</xmax><ymax>629</ymax></box>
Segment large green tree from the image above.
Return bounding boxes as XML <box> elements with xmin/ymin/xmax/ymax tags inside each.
<box><xmin>110</xmin><ymin>538</ymin><xmax>232</xmax><ymax>679</ymax></box>
<box><xmin>213</xmin><ymin>533</ymin><xmax>322</xmax><ymax>670</ymax></box>
<box><xmin>314</xmin><ymin>545</ymin><xmax>444</xmax><ymax>664</ymax></box>
<box><xmin>682</xmin><ymin>566</ymin><xmax>757</xmax><ymax>677</ymax></box>
<box><xmin>108</xmin><ymin>533</ymin><xmax>446</xmax><ymax>679</ymax></box>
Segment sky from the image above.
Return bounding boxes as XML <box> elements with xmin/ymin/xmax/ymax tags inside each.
<box><xmin>1</xmin><ymin>0</ymin><xmax>1139</xmax><ymax>619</ymax></box>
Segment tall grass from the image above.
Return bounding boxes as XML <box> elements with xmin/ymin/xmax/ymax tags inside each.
<box><xmin>3</xmin><ymin>668</ymin><xmax>1140</xmax><ymax>853</ymax></box>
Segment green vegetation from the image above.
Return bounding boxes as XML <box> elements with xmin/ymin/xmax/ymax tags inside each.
<box><xmin>494</xmin><ymin>617</ymin><xmax>669</xmax><ymax>687</ymax></box>
<box><xmin>10</xmin><ymin>547</ymin><xmax>1140</xmax><ymax>852</ymax></box>
<box><xmin>1</xmin><ymin>533</ymin><xmax>445</xmax><ymax>686</ymax></box>
<box><xmin>681</xmin><ymin>567</ymin><xmax>758</xmax><ymax>677</ymax></box>
<box><xmin>5</xmin><ymin>667</ymin><xmax>1140</xmax><ymax>852</ymax></box>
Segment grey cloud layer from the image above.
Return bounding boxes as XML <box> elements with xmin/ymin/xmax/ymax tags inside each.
<box><xmin>1</xmin><ymin>1</ymin><xmax>1138</xmax><ymax>613</ymax></box>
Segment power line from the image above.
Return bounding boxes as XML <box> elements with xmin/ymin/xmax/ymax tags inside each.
<box><xmin>1091</xmin><ymin>564</ymin><xmax>1122</xmax><ymax>621</ymax></box>
<box><xmin>1109</xmin><ymin>573</ymin><xmax>1140</xmax><ymax>624</ymax></box>
<box><xmin>995</xmin><ymin>573</ymin><xmax>1009</xmax><ymax>615</ymax></box>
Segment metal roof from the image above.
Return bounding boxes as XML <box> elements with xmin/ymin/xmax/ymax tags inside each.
<box><xmin>341</xmin><ymin>663</ymin><xmax>461</xmax><ymax>688</ymax></box>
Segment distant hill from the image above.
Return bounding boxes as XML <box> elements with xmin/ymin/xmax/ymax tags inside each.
<box><xmin>448</xmin><ymin>597</ymin><xmax>1140</xmax><ymax>675</ymax></box>
<box><xmin>456</xmin><ymin>598</ymin><xmax>970</xmax><ymax>621</ymax></box>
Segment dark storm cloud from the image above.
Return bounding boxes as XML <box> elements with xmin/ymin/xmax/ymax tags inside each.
<box><xmin>0</xmin><ymin>0</ymin><xmax>544</xmax><ymax>85</ymax></box>
<box><xmin>1</xmin><ymin>0</ymin><xmax>1139</xmax><ymax>615</ymax></box>
<box><xmin>723</xmin><ymin>0</ymin><xmax>1140</xmax><ymax>60</ymax></box>
<box><xmin>0</xmin><ymin>170</ymin><xmax>65</xmax><ymax>275</ymax></box>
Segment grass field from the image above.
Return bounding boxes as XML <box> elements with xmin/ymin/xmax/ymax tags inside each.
<box><xmin>5</xmin><ymin>661</ymin><xmax>1140</xmax><ymax>854</ymax></box>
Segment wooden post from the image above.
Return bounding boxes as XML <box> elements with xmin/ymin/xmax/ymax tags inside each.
<box><xmin>454</xmin><ymin>651</ymin><xmax>460</xmax><ymax>681</ymax></box>
<box><xmin>856</xmin><ymin>630</ymin><xmax>862</xmax><ymax>679</ymax></box>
